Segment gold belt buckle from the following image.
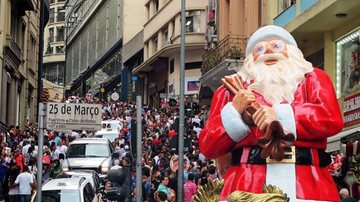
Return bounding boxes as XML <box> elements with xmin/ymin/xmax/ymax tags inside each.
<box><xmin>266</xmin><ymin>146</ymin><xmax>296</xmax><ymax>164</ymax></box>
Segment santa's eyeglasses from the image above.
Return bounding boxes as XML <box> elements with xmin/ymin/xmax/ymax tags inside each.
<box><xmin>253</xmin><ymin>40</ymin><xmax>286</xmax><ymax>55</ymax></box>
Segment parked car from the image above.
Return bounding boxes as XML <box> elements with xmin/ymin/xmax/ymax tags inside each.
<box><xmin>32</xmin><ymin>177</ymin><xmax>98</xmax><ymax>202</ymax></box>
<box><xmin>57</xmin><ymin>169</ymin><xmax>102</xmax><ymax>193</ymax></box>
<box><xmin>63</xmin><ymin>138</ymin><xmax>118</xmax><ymax>178</ymax></box>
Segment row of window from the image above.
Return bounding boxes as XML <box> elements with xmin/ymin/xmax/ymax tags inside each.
<box><xmin>146</xmin><ymin>0</ymin><xmax>171</xmax><ymax>20</ymax></box>
<box><xmin>45</xmin><ymin>45</ymin><xmax>64</xmax><ymax>55</ymax></box>
<box><xmin>49</xmin><ymin>6</ymin><xmax>65</xmax><ymax>23</ymax></box>
<box><xmin>48</xmin><ymin>26</ymin><xmax>64</xmax><ymax>43</ymax></box>
<box><xmin>147</xmin><ymin>10</ymin><xmax>201</xmax><ymax>58</ymax></box>
<box><xmin>43</xmin><ymin>63</ymin><xmax>65</xmax><ymax>85</ymax></box>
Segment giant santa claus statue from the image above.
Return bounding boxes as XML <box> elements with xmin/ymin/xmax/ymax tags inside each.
<box><xmin>199</xmin><ymin>25</ymin><xmax>344</xmax><ymax>201</ymax></box>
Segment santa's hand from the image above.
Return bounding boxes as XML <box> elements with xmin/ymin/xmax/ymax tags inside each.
<box><xmin>232</xmin><ymin>90</ymin><xmax>256</xmax><ymax>113</ymax></box>
<box><xmin>252</xmin><ymin>105</ymin><xmax>277</xmax><ymax>132</ymax></box>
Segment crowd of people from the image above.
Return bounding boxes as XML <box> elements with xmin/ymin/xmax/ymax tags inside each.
<box><xmin>0</xmin><ymin>94</ymin><xmax>218</xmax><ymax>202</ymax></box>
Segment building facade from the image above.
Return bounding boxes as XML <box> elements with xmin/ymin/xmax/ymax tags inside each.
<box><xmin>65</xmin><ymin>0</ymin><xmax>124</xmax><ymax>98</ymax></box>
<box><xmin>43</xmin><ymin>0</ymin><xmax>66</xmax><ymax>101</ymax></box>
<box><xmin>65</xmin><ymin>0</ymin><xmax>146</xmax><ymax>101</ymax></box>
<box><xmin>132</xmin><ymin>0</ymin><xmax>208</xmax><ymax>107</ymax></box>
<box><xmin>199</xmin><ymin>0</ymin><xmax>266</xmax><ymax>105</ymax></box>
<box><xmin>0</xmin><ymin>0</ymin><xmax>44</xmax><ymax>128</ymax></box>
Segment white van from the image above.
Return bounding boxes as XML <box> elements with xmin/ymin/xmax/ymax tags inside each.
<box><xmin>94</xmin><ymin>120</ymin><xmax>122</xmax><ymax>142</ymax></box>
<box><xmin>94</xmin><ymin>130</ymin><xmax>119</xmax><ymax>142</ymax></box>
<box><xmin>100</xmin><ymin>120</ymin><xmax>123</xmax><ymax>132</ymax></box>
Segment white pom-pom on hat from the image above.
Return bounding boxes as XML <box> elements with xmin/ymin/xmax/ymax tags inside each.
<box><xmin>245</xmin><ymin>25</ymin><xmax>297</xmax><ymax>56</ymax></box>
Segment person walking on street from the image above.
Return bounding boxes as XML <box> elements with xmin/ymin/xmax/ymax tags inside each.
<box><xmin>13</xmin><ymin>166</ymin><xmax>35</xmax><ymax>202</ymax></box>
<box><xmin>184</xmin><ymin>173</ymin><xmax>197</xmax><ymax>202</ymax></box>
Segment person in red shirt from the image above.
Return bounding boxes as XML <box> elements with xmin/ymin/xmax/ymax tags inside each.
<box><xmin>168</xmin><ymin>127</ymin><xmax>176</xmax><ymax>140</ymax></box>
<box><xmin>14</xmin><ymin>150</ymin><xmax>24</xmax><ymax>172</ymax></box>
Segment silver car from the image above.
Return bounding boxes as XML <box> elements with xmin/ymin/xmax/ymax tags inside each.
<box><xmin>63</xmin><ymin>138</ymin><xmax>117</xmax><ymax>178</ymax></box>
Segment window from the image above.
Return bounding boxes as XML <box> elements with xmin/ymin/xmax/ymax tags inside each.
<box><xmin>153</xmin><ymin>36</ymin><xmax>158</xmax><ymax>53</ymax></box>
<box><xmin>146</xmin><ymin>4</ymin><xmax>150</xmax><ymax>20</ymax></box>
<box><xmin>49</xmin><ymin>28</ymin><xmax>54</xmax><ymax>42</ymax></box>
<box><xmin>185</xmin><ymin>62</ymin><xmax>202</xmax><ymax>70</ymax></box>
<box><xmin>56</xmin><ymin>46</ymin><xmax>64</xmax><ymax>54</ymax></box>
<box><xmin>154</xmin><ymin>0</ymin><xmax>159</xmax><ymax>13</ymax></box>
<box><xmin>56</xmin><ymin>26</ymin><xmax>64</xmax><ymax>41</ymax></box>
<box><xmin>83</xmin><ymin>183</ymin><xmax>95</xmax><ymax>202</ymax></box>
<box><xmin>49</xmin><ymin>8</ymin><xmax>55</xmax><ymax>23</ymax></box>
<box><xmin>29</xmin><ymin>35</ymin><xmax>36</xmax><ymax>69</ymax></box>
<box><xmin>10</xmin><ymin>9</ymin><xmax>20</xmax><ymax>42</ymax></box>
<box><xmin>169</xmin><ymin>59</ymin><xmax>174</xmax><ymax>74</ymax></box>
<box><xmin>277</xmin><ymin>0</ymin><xmax>296</xmax><ymax>14</ymax></box>
<box><xmin>186</xmin><ymin>11</ymin><xmax>201</xmax><ymax>33</ymax></box>
<box><xmin>163</xmin><ymin>27</ymin><xmax>169</xmax><ymax>45</ymax></box>
<box><xmin>57</xmin><ymin>7</ymin><xmax>65</xmax><ymax>22</ymax></box>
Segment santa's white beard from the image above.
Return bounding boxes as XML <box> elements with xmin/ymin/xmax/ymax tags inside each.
<box><xmin>239</xmin><ymin>46</ymin><xmax>314</xmax><ymax>105</ymax></box>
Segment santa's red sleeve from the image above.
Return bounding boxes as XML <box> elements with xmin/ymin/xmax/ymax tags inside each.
<box><xmin>199</xmin><ymin>86</ymin><xmax>251</xmax><ymax>159</ymax></box>
<box><xmin>292</xmin><ymin>68</ymin><xmax>343</xmax><ymax>142</ymax></box>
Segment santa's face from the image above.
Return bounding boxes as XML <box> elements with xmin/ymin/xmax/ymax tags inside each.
<box><xmin>252</xmin><ymin>39</ymin><xmax>288</xmax><ymax>65</ymax></box>
<box><xmin>239</xmin><ymin>41</ymin><xmax>314</xmax><ymax>105</ymax></box>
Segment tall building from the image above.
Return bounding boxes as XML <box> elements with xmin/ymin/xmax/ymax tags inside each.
<box><xmin>42</xmin><ymin>0</ymin><xmax>66</xmax><ymax>101</ymax></box>
<box><xmin>199</xmin><ymin>0</ymin><xmax>266</xmax><ymax>105</ymax></box>
<box><xmin>64</xmin><ymin>0</ymin><xmax>123</xmax><ymax>98</ymax></box>
<box><xmin>64</xmin><ymin>0</ymin><xmax>145</xmax><ymax>101</ymax></box>
<box><xmin>0</xmin><ymin>0</ymin><xmax>49</xmax><ymax>128</ymax></box>
<box><xmin>132</xmin><ymin>0</ymin><xmax>208</xmax><ymax>107</ymax></box>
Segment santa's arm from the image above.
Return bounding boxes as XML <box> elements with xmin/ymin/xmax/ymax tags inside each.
<box><xmin>274</xmin><ymin>69</ymin><xmax>343</xmax><ymax>141</ymax></box>
<box><xmin>199</xmin><ymin>86</ymin><xmax>250</xmax><ymax>159</ymax></box>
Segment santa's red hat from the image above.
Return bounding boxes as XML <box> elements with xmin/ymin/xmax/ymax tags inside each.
<box><xmin>245</xmin><ymin>25</ymin><xmax>297</xmax><ymax>56</ymax></box>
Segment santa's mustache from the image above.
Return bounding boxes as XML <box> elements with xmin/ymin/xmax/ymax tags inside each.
<box><xmin>254</xmin><ymin>53</ymin><xmax>288</xmax><ymax>65</ymax></box>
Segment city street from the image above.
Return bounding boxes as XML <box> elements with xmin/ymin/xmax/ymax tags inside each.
<box><xmin>0</xmin><ymin>0</ymin><xmax>360</xmax><ymax>201</ymax></box>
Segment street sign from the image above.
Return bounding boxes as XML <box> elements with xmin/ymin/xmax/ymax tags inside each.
<box><xmin>46</xmin><ymin>103</ymin><xmax>102</xmax><ymax>131</ymax></box>
<box><xmin>100</xmin><ymin>87</ymin><xmax>105</xmax><ymax>93</ymax></box>
<box><xmin>131</xmin><ymin>76</ymin><xmax>138</xmax><ymax>81</ymax></box>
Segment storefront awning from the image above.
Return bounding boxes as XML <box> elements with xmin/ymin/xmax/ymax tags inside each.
<box><xmin>326</xmin><ymin>127</ymin><xmax>360</xmax><ymax>152</ymax></box>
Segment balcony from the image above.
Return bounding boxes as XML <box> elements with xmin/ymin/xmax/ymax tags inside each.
<box><xmin>4</xmin><ymin>36</ymin><xmax>22</xmax><ymax>66</ymax></box>
<box><xmin>201</xmin><ymin>35</ymin><xmax>247</xmax><ymax>75</ymax></box>
<box><xmin>200</xmin><ymin>35</ymin><xmax>247</xmax><ymax>92</ymax></box>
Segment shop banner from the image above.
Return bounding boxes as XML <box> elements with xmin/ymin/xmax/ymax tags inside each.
<box><xmin>344</xmin><ymin>92</ymin><xmax>360</xmax><ymax>126</ymax></box>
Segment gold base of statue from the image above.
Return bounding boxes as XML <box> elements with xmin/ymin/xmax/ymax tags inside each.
<box><xmin>194</xmin><ymin>180</ymin><xmax>289</xmax><ymax>202</ymax></box>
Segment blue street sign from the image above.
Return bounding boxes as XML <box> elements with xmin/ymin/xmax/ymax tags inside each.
<box><xmin>132</xmin><ymin>76</ymin><xmax>138</xmax><ymax>81</ymax></box>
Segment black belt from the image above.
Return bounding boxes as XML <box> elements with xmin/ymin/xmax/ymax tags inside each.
<box><xmin>231</xmin><ymin>147</ymin><xmax>331</xmax><ymax>167</ymax></box>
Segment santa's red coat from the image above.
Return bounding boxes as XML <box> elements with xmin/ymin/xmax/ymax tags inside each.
<box><xmin>200</xmin><ymin>68</ymin><xmax>343</xmax><ymax>201</ymax></box>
